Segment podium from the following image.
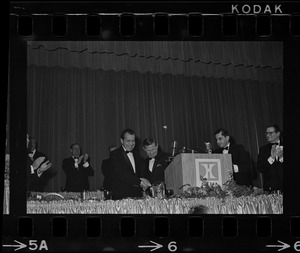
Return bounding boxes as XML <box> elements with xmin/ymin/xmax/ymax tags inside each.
<box><xmin>165</xmin><ymin>153</ymin><xmax>232</xmax><ymax>195</ymax></box>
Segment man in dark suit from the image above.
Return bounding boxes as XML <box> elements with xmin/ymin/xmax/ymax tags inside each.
<box><xmin>257</xmin><ymin>124</ymin><xmax>283</xmax><ymax>192</ymax></box>
<box><xmin>101</xmin><ymin>145</ymin><xmax>117</xmax><ymax>191</ymax></box>
<box><xmin>213</xmin><ymin>128</ymin><xmax>253</xmax><ymax>187</ymax></box>
<box><xmin>62</xmin><ymin>143</ymin><xmax>94</xmax><ymax>192</ymax></box>
<box><xmin>27</xmin><ymin>136</ymin><xmax>52</xmax><ymax>192</ymax></box>
<box><xmin>141</xmin><ymin>137</ymin><xmax>171</xmax><ymax>185</ymax></box>
<box><xmin>110</xmin><ymin>129</ymin><xmax>150</xmax><ymax>200</ymax></box>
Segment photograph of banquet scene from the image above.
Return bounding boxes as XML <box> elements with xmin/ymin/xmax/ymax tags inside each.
<box><xmin>5</xmin><ymin>41</ymin><xmax>283</xmax><ymax>214</ymax></box>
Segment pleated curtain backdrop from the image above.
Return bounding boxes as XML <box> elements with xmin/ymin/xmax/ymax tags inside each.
<box><xmin>26</xmin><ymin>41</ymin><xmax>283</xmax><ymax>191</ymax></box>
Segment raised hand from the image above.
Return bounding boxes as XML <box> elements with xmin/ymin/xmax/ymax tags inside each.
<box><xmin>39</xmin><ymin>160</ymin><xmax>52</xmax><ymax>172</ymax></box>
<box><xmin>83</xmin><ymin>153</ymin><xmax>89</xmax><ymax>163</ymax></box>
<box><xmin>32</xmin><ymin>157</ymin><xmax>46</xmax><ymax>170</ymax></box>
<box><xmin>78</xmin><ymin>155</ymin><xmax>84</xmax><ymax>164</ymax></box>
<box><xmin>276</xmin><ymin>146</ymin><xmax>283</xmax><ymax>160</ymax></box>
<box><xmin>270</xmin><ymin>145</ymin><xmax>277</xmax><ymax>159</ymax></box>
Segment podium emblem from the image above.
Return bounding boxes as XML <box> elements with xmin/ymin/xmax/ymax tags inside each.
<box><xmin>195</xmin><ymin>159</ymin><xmax>222</xmax><ymax>186</ymax></box>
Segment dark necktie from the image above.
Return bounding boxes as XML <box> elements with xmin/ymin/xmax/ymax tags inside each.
<box><xmin>223</xmin><ymin>146</ymin><xmax>229</xmax><ymax>150</ymax></box>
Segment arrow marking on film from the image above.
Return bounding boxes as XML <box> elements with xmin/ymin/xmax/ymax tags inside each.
<box><xmin>138</xmin><ymin>240</ymin><xmax>163</xmax><ymax>252</ymax></box>
<box><xmin>3</xmin><ymin>240</ymin><xmax>27</xmax><ymax>251</ymax></box>
<box><xmin>266</xmin><ymin>240</ymin><xmax>290</xmax><ymax>251</ymax></box>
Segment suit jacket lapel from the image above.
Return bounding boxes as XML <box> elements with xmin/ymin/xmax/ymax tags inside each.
<box><xmin>133</xmin><ymin>152</ymin><xmax>140</xmax><ymax>175</ymax></box>
<box><xmin>153</xmin><ymin>153</ymin><xmax>163</xmax><ymax>169</ymax></box>
<box><xmin>152</xmin><ymin>159</ymin><xmax>158</xmax><ymax>174</ymax></box>
<box><xmin>228</xmin><ymin>144</ymin><xmax>234</xmax><ymax>154</ymax></box>
<box><xmin>122</xmin><ymin>149</ymin><xmax>131</xmax><ymax>166</ymax></box>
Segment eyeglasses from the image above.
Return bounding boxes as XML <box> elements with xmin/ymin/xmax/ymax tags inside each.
<box><xmin>265</xmin><ymin>131</ymin><xmax>275</xmax><ymax>135</ymax></box>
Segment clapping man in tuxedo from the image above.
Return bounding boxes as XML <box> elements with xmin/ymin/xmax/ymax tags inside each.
<box><xmin>257</xmin><ymin>124</ymin><xmax>283</xmax><ymax>192</ymax></box>
<box><xmin>62</xmin><ymin>143</ymin><xmax>94</xmax><ymax>192</ymax></box>
<box><xmin>110</xmin><ymin>129</ymin><xmax>151</xmax><ymax>200</ymax></box>
<box><xmin>213</xmin><ymin>128</ymin><xmax>253</xmax><ymax>187</ymax></box>
<box><xmin>27</xmin><ymin>136</ymin><xmax>52</xmax><ymax>192</ymax></box>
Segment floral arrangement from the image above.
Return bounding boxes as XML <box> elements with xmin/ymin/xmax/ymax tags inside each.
<box><xmin>180</xmin><ymin>173</ymin><xmax>265</xmax><ymax>199</ymax></box>
<box><xmin>26</xmin><ymin>171</ymin><xmax>282</xmax><ymax>214</ymax></box>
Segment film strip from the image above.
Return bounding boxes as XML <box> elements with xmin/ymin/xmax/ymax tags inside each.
<box><xmin>3</xmin><ymin>1</ymin><xmax>300</xmax><ymax>252</ymax></box>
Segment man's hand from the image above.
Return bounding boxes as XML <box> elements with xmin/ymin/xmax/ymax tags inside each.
<box><xmin>39</xmin><ymin>160</ymin><xmax>52</xmax><ymax>172</ymax></box>
<box><xmin>270</xmin><ymin>145</ymin><xmax>277</xmax><ymax>159</ymax></box>
<box><xmin>140</xmin><ymin>178</ymin><xmax>151</xmax><ymax>190</ymax></box>
<box><xmin>83</xmin><ymin>154</ymin><xmax>89</xmax><ymax>163</ymax></box>
<box><xmin>140</xmin><ymin>181</ymin><xmax>149</xmax><ymax>190</ymax></box>
<box><xmin>32</xmin><ymin>157</ymin><xmax>45</xmax><ymax>170</ymax></box>
<box><xmin>276</xmin><ymin>146</ymin><xmax>283</xmax><ymax>161</ymax></box>
<box><xmin>78</xmin><ymin>155</ymin><xmax>84</xmax><ymax>164</ymax></box>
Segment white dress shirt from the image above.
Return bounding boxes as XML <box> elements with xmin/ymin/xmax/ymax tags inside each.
<box><xmin>123</xmin><ymin>146</ymin><xmax>136</xmax><ymax>173</ymax></box>
<box><xmin>149</xmin><ymin>158</ymin><xmax>155</xmax><ymax>172</ymax></box>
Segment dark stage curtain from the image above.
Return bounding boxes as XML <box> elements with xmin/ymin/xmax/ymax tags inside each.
<box><xmin>27</xmin><ymin>42</ymin><xmax>283</xmax><ymax>191</ymax></box>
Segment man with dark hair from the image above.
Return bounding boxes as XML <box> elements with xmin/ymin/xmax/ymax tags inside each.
<box><xmin>141</xmin><ymin>137</ymin><xmax>171</xmax><ymax>184</ymax></box>
<box><xmin>188</xmin><ymin>204</ymin><xmax>210</xmax><ymax>214</ymax></box>
<box><xmin>213</xmin><ymin>128</ymin><xmax>253</xmax><ymax>187</ymax></box>
<box><xmin>257</xmin><ymin>124</ymin><xmax>283</xmax><ymax>192</ymax></box>
<box><xmin>110</xmin><ymin>128</ymin><xmax>150</xmax><ymax>200</ymax></box>
<box><xmin>27</xmin><ymin>136</ymin><xmax>52</xmax><ymax>192</ymax></box>
<box><xmin>62</xmin><ymin>143</ymin><xmax>94</xmax><ymax>192</ymax></box>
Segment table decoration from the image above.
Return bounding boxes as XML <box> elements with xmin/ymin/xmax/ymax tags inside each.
<box><xmin>27</xmin><ymin>193</ymin><xmax>282</xmax><ymax>214</ymax></box>
<box><xmin>27</xmin><ymin>173</ymin><xmax>282</xmax><ymax>214</ymax></box>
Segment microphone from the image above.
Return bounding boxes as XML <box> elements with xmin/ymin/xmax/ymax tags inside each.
<box><xmin>171</xmin><ymin>140</ymin><xmax>177</xmax><ymax>157</ymax></box>
<box><xmin>204</xmin><ymin>142</ymin><xmax>212</xmax><ymax>154</ymax></box>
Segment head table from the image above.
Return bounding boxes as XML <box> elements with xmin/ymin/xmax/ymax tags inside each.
<box><xmin>27</xmin><ymin>191</ymin><xmax>283</xmax><ymax>214</ymax></box>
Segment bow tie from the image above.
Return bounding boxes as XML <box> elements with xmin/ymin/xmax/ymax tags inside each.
<box><xmin>149</xmin><ymin>157</ymin><xmax>156</xmax><ymax>161</ymax></box>
<box><xmin>270</xmin><ymin>142</ymin><xmax>279</xmax><ymax>146</ymax></box>
<box><xmin>74</xmin><ymin>157</ymin><xmax>79</xmax><ymax>160</ymax></box>
<box><xmin>125</xmin><ymin>150</ymin><xmax>132</xmax><ymax>154</ymax></box>
<box><xmin>223</xmin><ymin>146</ymin><xmax>229</xmax><ymax>150</ymax></box>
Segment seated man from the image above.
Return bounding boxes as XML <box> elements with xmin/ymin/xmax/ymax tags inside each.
<box><xmin>62</xmin><ymin>143</ymin><xmax>94</xmax><ymax>192</ymax></box>
<box><xmin>141</xmin><ymin>137</ymin><xmax>171</xmax><ymax>185</ymax></box>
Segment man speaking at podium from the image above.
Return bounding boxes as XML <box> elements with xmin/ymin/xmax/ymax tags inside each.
<box><xmin>213</xmin><ymin>128</ymin><xmax>253</xmax><ymax>187</ymax></box>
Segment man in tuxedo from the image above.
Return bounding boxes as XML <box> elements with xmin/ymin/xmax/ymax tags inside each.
<box><xmin>62</xmin><ymin>143</ymin><xmax>94</xmax><ymax>192</ymax></box>
<box><xmin>213</xmin><ymin>128</ymin><xmax>253</xmax><ymax>187</ymax></box>
<box><xmin>141</xmin><ymin>137</ymin><xmax>171</xmax><ymax>185</ymax></box>
<box><xmin>110</xmin><ymin>129</ymin><xmax>150</xmax><ymax>200</ymax></box>
<box><xmin>101</xmin><ymin>145</ymin><xmax>117</xmax><ymax>192</ymax></box>
<box><xmin>257</xmin><ymin>124</ymin><xmax>283</xmax><ymax>192</ymax></box>
<box><xmin>27</xmin><ymin>136</ymin><xmax>52</xmax><ymax>192</ymax></box>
